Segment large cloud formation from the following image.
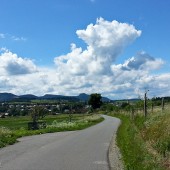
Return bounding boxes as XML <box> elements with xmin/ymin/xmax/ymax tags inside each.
<box><xmin>0</xmin><ymin>18</ymin><xmax>169</xmax><ymax>99</ymax></box>
<box><xmin>55</xmin><ymin>18</ymin><xmax>141</xmax><ymax>76</ymax></box>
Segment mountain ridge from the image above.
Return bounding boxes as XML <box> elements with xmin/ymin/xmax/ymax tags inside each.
<box><xmin>0</xmin><ymin>92</ymin><xmax>111</xmax><ymax>102</ymax></box>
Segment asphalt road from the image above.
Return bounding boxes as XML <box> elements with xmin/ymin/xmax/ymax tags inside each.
<box><xmin>0</xmin><ymin>115</ymin><xmax>120</xmax><ymax>170</ymax></box>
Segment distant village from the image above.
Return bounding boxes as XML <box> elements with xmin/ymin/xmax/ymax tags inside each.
<box><xmin>0</xmin><ymin>93</ymin><xmax>109</xmax><ymax>118</ymax></box>
<box><xmin>0</xmin><ymin>101</ymin><xmax>91</xmax><ymax>118</ymax></box>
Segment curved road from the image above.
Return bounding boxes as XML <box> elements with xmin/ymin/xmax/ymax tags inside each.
<box><xmin>0</xmin><ymin>115</ymin><xmax>120</xmax><ymax>170</ymax></box>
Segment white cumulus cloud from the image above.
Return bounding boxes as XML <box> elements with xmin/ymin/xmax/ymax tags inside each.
<box><xmin>113</xmin><ymin>51</ymin><xmax>164</xmax><ymax>71</ymax></box>
<box><xmin>55</xmin><ymin>18</ymin><xmax>141</xmax><ymax>76</ymax></box>
<box><xmin>0</xmin><ymin>51</ymin><xmax>38</xmax><ymax>75</ymax></box>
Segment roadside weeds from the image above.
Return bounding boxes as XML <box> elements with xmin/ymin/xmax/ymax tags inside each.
<box><xmin>108</xmin><ymin>120</ymin><xmax>124</xmax><ymax>170</ymax></box>
<box><xmin>108</xmin><ymin>134</ymin><xmax>124</xmax><ymax>170</ymax></box>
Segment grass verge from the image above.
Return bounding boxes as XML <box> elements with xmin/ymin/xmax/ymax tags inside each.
<box><xmin>109</xmin><ymin>110</ymin><xmax>169</xmax><ymax>170</ymax></box>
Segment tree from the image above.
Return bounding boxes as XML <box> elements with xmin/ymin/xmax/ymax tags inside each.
<box><xmin>8</xmin><ymin>106</ymin><xmax>20</xmax><ymax>116</ymax></box>
<box><xmin>31</xmin><ymin>106</ymin><xmax>47</xmax><ymax>123</ymax></box>
<box><xmin>28</xmin><ymin>106</ymin><xmax>48</xmax><ymax>130</ymax></box>
<box><xmin>88</xmin><ymin>93</ymin><xmax>102</xmax><ymax>110</ymax></box>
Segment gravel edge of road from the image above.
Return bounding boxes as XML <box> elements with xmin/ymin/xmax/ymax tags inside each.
<box><xmin>108</xmin><ymin>121</ymin><xmax>124</xmax><ymax>170</ymax></box>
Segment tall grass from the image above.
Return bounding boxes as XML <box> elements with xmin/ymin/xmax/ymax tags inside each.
<box><xmin>142</xmin><ymin>110</ymin><xmax>170</xmax><ymax>168</ymax></box>
<box><xmin>109</xmin><ymin>104</ymin><xmax>170</xmax><ymax>170</ymax></box>
<box><xmin>110</xmin><ymin>114</ymin><xmax>162</xmax><ymax>170</ymax></box>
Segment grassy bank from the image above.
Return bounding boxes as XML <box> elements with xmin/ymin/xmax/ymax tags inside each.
<box><xmin>109</xmin><ymin>105</ymin><xmax>170</xmax><ymax>170</ymax></box>
<box><xmin>0</xmin><ymin>114</ymin><xmax>104</xmax><ymax>148</ymax></box>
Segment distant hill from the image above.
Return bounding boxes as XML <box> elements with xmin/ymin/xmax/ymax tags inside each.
<box><xmin>77</xmin><ymin>93</ymin><xmax>90</xmax><ymax>101</ymax></box>
<box><xmin>40</xmin><ymin>94</ymin><xmax>63</xmax><ymax>99</ymax></box>
<box><xmin>76</xmin><ymin>93</ymin><xmax>111</xmax><ymax>102</ymax></box>
<box><xmin>101</xmin><ymin>96</ymin><xmax>112</xmax><ymax>102</ymax></box>
<box><xmin>39</xmin><ymin>94</ymin><xmax>80</xmax><ymax>102</ymax></box>
<box><xmin>0</xmin><ymin>92</ymin><xmax>112</xmax><ymax>102</ymax></box>
<box><xmin>0</xmin><ymin>93</ymin><xmax>18</xmax><ymax>101</ymax></box>
<box><xmin>19</xmin><ymin>94</ymin><xmax>38</xmax><ymax>99</ymax></box>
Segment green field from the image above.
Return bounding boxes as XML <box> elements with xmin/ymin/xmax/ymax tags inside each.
<box><xmin>0</xmin><ymin>114</ymin><xmax>89</xmax><ymax>130</ymax></box>
<box><xmin>0</xmin><ymin>113</ymin><xmax>104</xmax><ymax>148</ymax></box>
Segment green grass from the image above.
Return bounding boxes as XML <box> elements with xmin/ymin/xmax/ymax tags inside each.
<box><xmin>109</xmin><ymin>105</ymin><xmax>170</xmax><ymax>170</ymax></box>
<box><xmin>0</xmin><ymin>114</ymin><xmax>104</xmax><ymax>148</ymax></box>
<box><xmin>0</xmin><ymin>116</ymin><xmax>31</xmax><ymax>129</ymax></box>
<box><xmin>142</xmin><ymin>111</ymin><xmax>170</xmax><ymax>166</ymax></box>
<box><xmin>0</xmin><ymin>114</ymin><xmax>90</xmax><ymax>130</ymax></box>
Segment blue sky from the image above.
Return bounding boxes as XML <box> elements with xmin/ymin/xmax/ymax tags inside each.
<box><xmin>0</xmin><ymin>0</ymin><xmax>170</xmax><ymax>99</ymax></box>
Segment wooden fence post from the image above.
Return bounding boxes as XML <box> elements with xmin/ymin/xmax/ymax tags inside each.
<box><xmin>161</xmin><ymin>97</ymin><xmax>165</xmax><ymax>113</ymax></box>
<box><xmin>144</xmin><ymin>92</ymin><xmax>147</xmax><ymax>118</ymax></box>
<box><xmin>131</xmin><ymin>108</ymin><xmax>135</xmax><ymax>120</ymax></box>
<box><xmin>144</xmin><ymin>90</ymin><xmax>149</xmax><ymax>118</ymax></box>
<box><xmin>151</xmin><ymin>101</ymin><xmax>154</xmax><ymax>114</ymax></box>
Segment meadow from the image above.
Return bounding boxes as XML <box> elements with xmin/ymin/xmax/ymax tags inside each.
<box><xmin>0</xmin><ymin>114</ymin><xmax>104</xmax><ymax>148</ymax></box>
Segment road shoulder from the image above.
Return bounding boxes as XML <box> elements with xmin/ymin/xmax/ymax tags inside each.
<box><xmin>108</xmin><ymin>121</ymin><xmax>124</xmax><ymax>170</ymax></box>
